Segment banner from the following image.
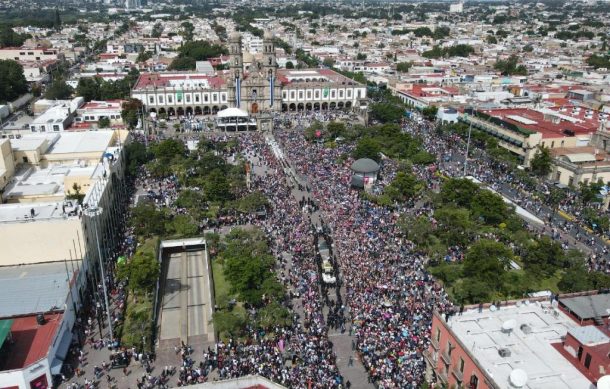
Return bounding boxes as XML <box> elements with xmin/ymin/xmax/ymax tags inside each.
<box><xmin>269</xmin><ymin>75</ymin><xmax>274</xmax><ymax>107</ymax></box>
<box><xmin>235</xmin><ymin>76</ymin><xmax>241</xmax><ymax>107</ymax></box>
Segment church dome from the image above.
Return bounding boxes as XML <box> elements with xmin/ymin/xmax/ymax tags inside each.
<box><xmin>263</xmin><ymin>30</ymin><xmax>273</xmax><ymax>40</ymax></box>
<box><xmin>230</xmin><ymin>31</ymin><xmax>241</xmax><ymax>41</ymax></box>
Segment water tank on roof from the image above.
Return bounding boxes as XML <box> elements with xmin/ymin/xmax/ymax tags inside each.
<box><xmin>520</xmin><ymin>324</ymin><xmax>532</xmax><ymax>334</ymax></box>
<box><xmin>498</xmin><ymin>348</ymin><xmax>511</xmax><ymax>357</ymax></box>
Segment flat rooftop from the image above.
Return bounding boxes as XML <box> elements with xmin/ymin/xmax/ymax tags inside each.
<box><xmin>46</xmin><ymin>131</ymin><xmax>113</xmax><ymax>154</ymax></box>
<box><xmin>0</xmin><ymin>261</ymin><xmax>77</xmax><ymax>317</ymax></box>
<box><xmin>448</xmin><ymin>301</ymin><xmax>594</xmax><ymax>389</ymax></box>
<box><xmin>0</xmin><ymin>313</ymin><xmax>62</xmax><ymax>371</ymax></box>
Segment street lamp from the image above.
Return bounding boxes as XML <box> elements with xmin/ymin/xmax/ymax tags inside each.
<box><xmin>85</xmin><ymin>206</ymin><xmax>114</xmax><ymax>342</ymax></box>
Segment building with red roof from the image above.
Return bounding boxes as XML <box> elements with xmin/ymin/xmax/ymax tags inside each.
<box><xmin>130</xmin><ymin>31</ymin><xmax>367</xmax><ymax>123</ymax></box>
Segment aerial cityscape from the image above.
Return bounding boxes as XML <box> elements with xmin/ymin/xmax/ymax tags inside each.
<box><xmin>0</xmin><ymin>0</ymin><xmax>610</xmax><ymax>388</ymax></box>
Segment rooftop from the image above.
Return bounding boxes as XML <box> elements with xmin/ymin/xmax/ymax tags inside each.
<box><xmin>46</xmin><ymin>131</ymin><xmax>114</xmax><ymax>154</ymax></box>
<box><xmin>133</xmin><ymin>72</ymin><xmax>226</xmax><ymax>90</ymax></box>
<box><xmin>0</xmin><ymin>313</ymin><xmax>62</xmax><ymax>371</ymax></box>
<box><xmin>0</xmin><ymin>261</ymin><xmax>77</xmax><ymax>317</ymax></box>
<box><xmin>445</xmin><ymin>301</ymin><xmax>594</xmax><ymax>389</ymax></box>
<box><xmin>479</xmin><ymin>108</ymin><xmax>601</xmax><ymax>139</ymax></box>
<box><xmin>559</xmin><ymin>294</ymin><xmax>610</xmax><ymax>321</ymax></box>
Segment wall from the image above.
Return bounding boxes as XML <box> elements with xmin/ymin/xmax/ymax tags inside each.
<box><xmin>427</xmin><ymin>313</ymin><xmax>493</xmax><ymax>389</ymax></box>
<box><xmin>0</xmin><ymin>358</ymin><xmax>52</xmax><ymax>389</ymax></box>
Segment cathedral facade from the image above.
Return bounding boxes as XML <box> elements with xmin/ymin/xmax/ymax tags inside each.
<box><xmin>131</xmin><ymin>31</ymin><xmax>367</xmax><ymax>118</ymax></box>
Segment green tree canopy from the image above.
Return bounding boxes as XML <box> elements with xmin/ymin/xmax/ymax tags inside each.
<box><xmin>530</xmin><ymin>146</ymin><xmax>552</xmax><ymax>177</ymax></box>
<box><xmin>44</xmin><ymin>78</ymin><xmax>73</xmax><ymax>100</ymax></box>
<box><xmin>352</xmin><ymin>138</ymin><xmax>381</xmax><ymax>161</ymax></box>
<box><xmin>463</xmin><ymin>239</ymin><xmax>512</xmax><ymax>291</ymax></box>
<box><xmin>494</xmin><ymin>54</ymin><xmax>527</xmax><ymax>75</ymax></box>
<box><xmin>439</xmin><ymin>178</ymin><xmax>480</xmax><ymax>208</ymax></box>
<box><xmin>470</xmin><ymin>190</ymin><xmax>510</xmax><ymax>225</ymax></box>
<box><xmin>0</xmin><ymin>60</ymin><xmax>28</xmax><ymax>103</ymax></box>
<box><xmin>121</xmin><ymin>98</ymin><xmax>143</xmax><ymax>129</ymax></box>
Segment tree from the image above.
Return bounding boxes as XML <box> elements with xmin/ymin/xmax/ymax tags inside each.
<box><xmin>0</xmin><ymin>26</ymin><xmax>28</xmax><ymax>48</ymax></box>
<box><xmin>326</xmin><ymin>121</ymin><xmax>346</xmax><ymax>139</ymax></box>
<box><xmin>470</xmin><ymin>190</ymin><xmax>510</xmax><ymax>225</ymax></box>
<box><xmin>151</xmin><ymin>138</ymin><xmax>186</xmax><ymax>161</ymax></box>
<box><xmin>322</xmin><ymin>58</ymin><xmax>334</xmax><ymax>68</ymax></box>
<box><xmin>369</xmin><ymin>102</ymin><xmax>404</xmax><ymax>123</ymax></box>
<box><xmin>396</xmin><ymin>62</ymin><xmax>412</xmax><ymax>72</ymax></box>
<box><xmin>180</xmin><ymin>21</ymin><xmax>195</xmax><ymax>42</ymax></box>
<box><xmin>529</xmin><ymin>146</ymin><xmax>552</xmax><ymax>177</ymax></box>
<box><xmin>384</xmin><ymin>171</ymin><xmax>424</xmax><ymax>202</ymax></box>
<box><xmin>421</xmin><ymin>106</ymin><xmax>438</xmax><ymax>121</ymax></box>
<box><xmin>494</xmin><ymin>54</ymin><xmax>527</xmax><ymax>75</ymax></box>
<box><xmin>558</xmin><ymin>262</ymin><xmax>592</xmax><ymax>293</ymax></box>
<box><xmin>356</xmin><ymin>53</ymin><xmax>367</xmax><ymax>60</ymax></box>
<box><xmin>0</xmin><ymin>60</ymin><xmax>28</xmax><ymax>103</ymax></box>
<box><xmin>168</xmin><ymin>56</ymin><xmax>196</xmax><ymax>71</ymax></box>
<box><xmin>151</xmin><ymin>22</ymin><xmax>163</xmax><ymax>38</ymax></box>
<box><xmin>439</xmin><ymin>178</ymin><xmax>480</xmax><ymax>208</ymax></box>
<box><xmin>463</xmin><ymin>239</ymin><xmax>512</xmax><ymax>291</ymax></box>
<box><xmin>117</xmin><ymin>249</ymin><xmax>160</xmax><ymax>293</ymax></box>
<box><xmin>523</xmin><ymin>236</ymin><xmax>564</xmax><ymax>277</ymax></box>
<box><xmin>136</xmin><ymin>51</ymin><xmax>153</xmax><ymax>63</ymax></box>
<box><xmin>167</xmin><ymin>215</ymin><xmax>198</xmax><ymax>237</ymax></box>
<box><xmin>76</xmin><ymin>77</ymin><xmax>101</xmax><ymax>102</ymax></box>
<box><xmin>285</xmin><ymin>61</ymin><xmax>294</xmax><ymax>69</ymax></box>
<box><xmin>53</xmin><ymin>8</ymin><xmax>62</xmax><ymax>31</ymax></box>
<box><xmin>44</xmin><ymin>78</ymin><xmax>73</xmax><ymax>100</ymax></box>
<box><xmin>212</xmin><ymin>310</ymin><xmax>247</xmax><ymax>337</ymax></box>
<box><xmin>130</xmin><ymin>203</ymin><xmax>168</xmax><ymax>236</ymax></box>
<box><xmin>352</xmin><ymin>138</ymin><xmax>381</xmax><ymax>162</ymax></box>
<box><xmin>98</xmin><ymin>117</ymin><xmax>111</xmax><ymax>128</ymax></box>
<box><xmin>434</xmin><ymin>207</ymin><xmax>474</xmax><ymax>247</ymax></box>
<box><xmin>124</xmin><ymin>141</ymin><xmax>150</xmax><ymax>175</ymax></box>
<box><xmin>205</xmin><ymin>169</ymin><xmax>232</xmax><ymax>202</ymax></box>
<box><xmin>486</xmin><ymin>34</ymin><xmax>498</xmax><ymax>44</ymax></box>
<box><xmin>121</xmin><ymin>98</ymin><xmax>143</xmax><ymax>129</ymax></box>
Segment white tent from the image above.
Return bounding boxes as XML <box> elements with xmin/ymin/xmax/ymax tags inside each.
<box><xmin>217</xmin><ymin>107</ymin><xmax>248</xmax><ymax>118</ymax></box>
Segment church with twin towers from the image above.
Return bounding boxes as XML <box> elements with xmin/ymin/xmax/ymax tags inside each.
<box><xmin>131</xmin><ymin>29</ymin><xmax>368</xmax><ymax>125</ymax></box>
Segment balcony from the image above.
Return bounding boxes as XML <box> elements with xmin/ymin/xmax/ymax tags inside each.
<box><xmin>437</xmin><ymin>370</ymin><xmax>449</xmax><ymax>384</ymax></box>
<box><xmin>430</xmin><ymin>336</ymin><xmax>440</xmax><ymax>350</ymax></box>
<box><xmin>441</xmin><ymin>350</ymin><xmax>451</xmax><ymax>364</ymax></box>
<box><xmin>451</xmin><ymin>367</ymin><xmax>464</xmax><ymax>382</ymax></box>
<box><xmin>423</xmin><ymin>350</ymin><xmax>437</xmax><ymax>365</ymax></box>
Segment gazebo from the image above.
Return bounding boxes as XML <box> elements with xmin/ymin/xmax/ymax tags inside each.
<box><xmin>216</xmin><ymin>107</ymin><xmax>257</xmax><ymax>131</ymax></box>
<box><xmin>350</xmin><ymin>158</ymin><xmax>380</xmax><ymax>189</ymax></box>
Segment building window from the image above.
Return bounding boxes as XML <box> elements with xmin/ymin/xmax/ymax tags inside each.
<box><xmin>469</xmin><ymin>374</ymin><xmax>479</xmax><ymax>389</ymax></box>
<box><xmin>447</xmin><ymin>341</ymin><xmax>453</xmax><ymax>356</ymax></box>
<box><xmin>436</xmin><ymin>328</ymin><xmax>441</xmax><ymax>342</ymax></box>
<box><xmin>31</xmin><ymin>126</ymin><xmax>36</xmax><ymax>132</ymax></box>
<box><xmin>23</xmin><ymin>156</ymin><xmax>29</xmax><ymax>163</ymax></box>
<box><xmin>195</xmin><ymin>94</ymin><xmax>200</xmax><ymax>103</ymax></box>
<box><xmin>551</xmin><ymin>141</ymin><xmax>555</xmax><ymax>148</ymax></box>
<box><xmin>212</xmin><ymin>94</ymin><xmax>218</xmax><ymax>102</ymax></box>
<box><xmin>158</xmin><ymin>96</ymin><xmax>164</xmax><ymax>104</ymax></box>
<box><xmin>290</xmin><ymin>91</ymin><xmax>296</xmax><ymax>99</ymax></box>
<box><xmin>167</xmin><ymin>96</ymin><xmax>173</xmax><ymax>104</ymax></box>
<box><xmin>306</xmin><ymin>90</ymin><xmax>312</xmax><ymax>99</ymax></box>
<box><xmin>282</xmin><ymin>91</ymin><xmax>287</xmax><ymax>99</ymax></box>
<box><xmin>186</xmin><ymin>94</ymin><xmax>191</xmax><ymax>103</ymax></box>
<box><xmin>459</xmin><ymin>357</ymin><xmax>465</xmax><ymax>373</ymax></box>
<box><xmin>298</xmin><ymin>91</ymin><xmax>304</xmax><ymax>100</ymax></box>
<box><xmin>40</xmin><ymin>126</ymin><xmax>46</xmax><ymax>132</ymax></box>
<box><xmin>331</xmin><ymin>90</ymin><xmax>336</xmax><ymax>99</ymax></box>
<box><xmin>584</xmin><ymin>353</ymin><xmax>592</xmax><ymax>369</ymax></box>
<box><xmin>149</xmin><ymin>96</ymin><xmax>154</xmax><ymax>104</ymax></box>
<box><xmin>339</xmin><ymin>90</ymin><xmax>344</xmax><ymax>99</ymax></box>
<box><xmin>53</xmin><ymin>125</ymin><xmax>60</xmax><ymax>131</ymax></box>
<box><xmin>347</xmin><ymin>89</ymin><xmax>352</xmax><ymax>98</ymax></box>
<box><xmin>221</xmin><ymin>93</ymin><xmax>227</xmax><ymax>103</ymax></box>
<box><xmin>204</xmin><ymin>94</ymin><xmax>209</xmax><ymax>102</ymax></box>
<box><xmin>315</xmin><ymin>91</ymin><xmax>320</xmax><ymax>99</ymax></box>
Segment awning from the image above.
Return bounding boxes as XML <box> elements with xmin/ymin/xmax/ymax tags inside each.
<box><xmin>50</xmin><ymin>328</ymin><xmax>73</xmax><ymax>375</ymax></box>
<box><xmin>0</xmin><ymin>319</ymin><xmax>13</xmax><ymax>349</ymax></box>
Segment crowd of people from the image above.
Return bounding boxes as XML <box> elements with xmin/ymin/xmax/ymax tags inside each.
<box><xmin>64</xmin><ymin>108</ymin><xmax>610</xmax><ymax>389</ymax></box>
